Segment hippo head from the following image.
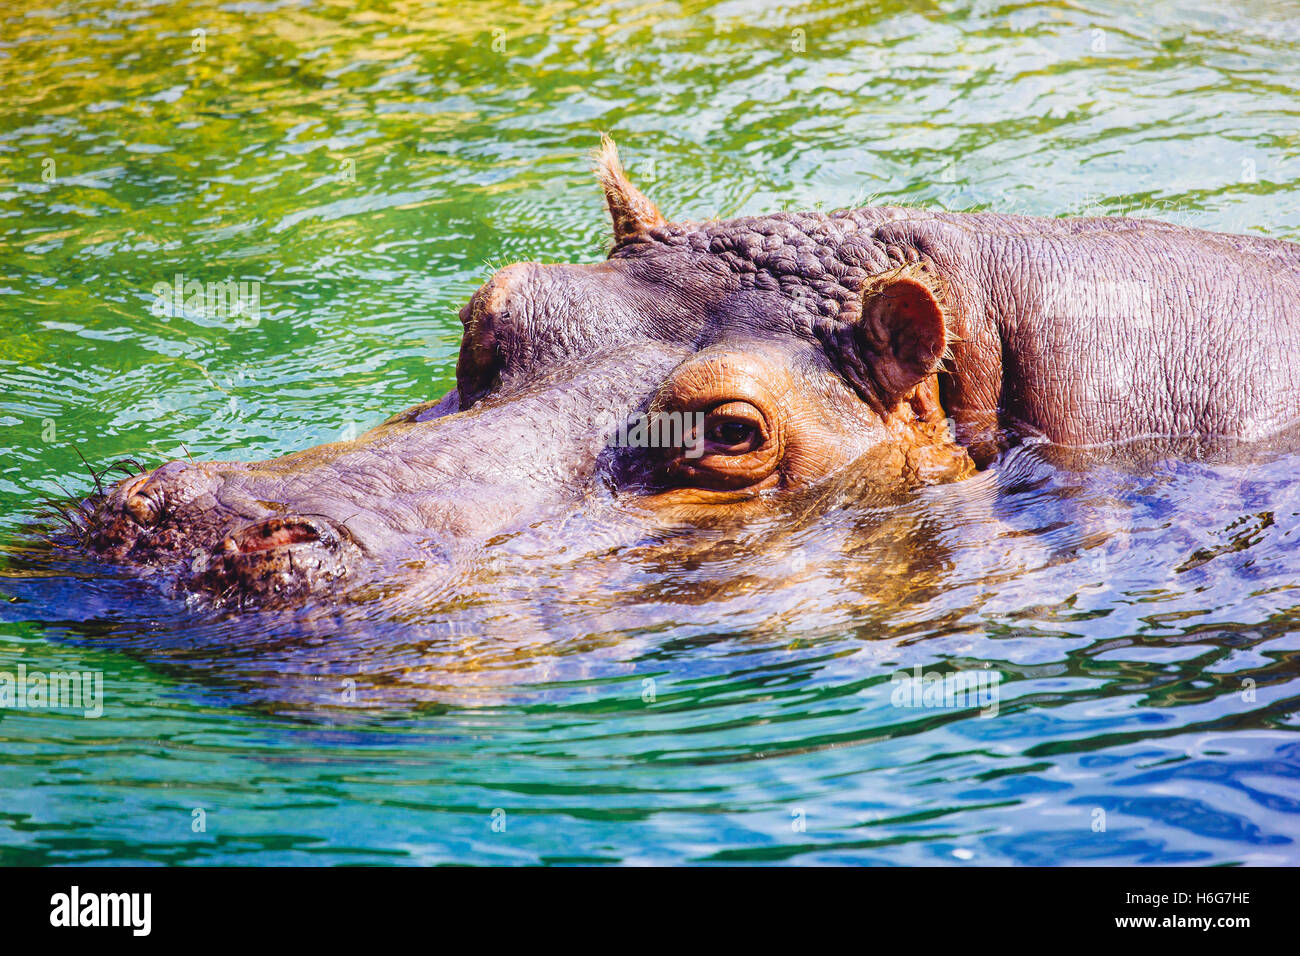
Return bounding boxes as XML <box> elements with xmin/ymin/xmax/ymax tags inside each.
<box><xmin>80</xmin><ymin>139</ymin><xmax>975</xmax><ymax>606</ymax></box>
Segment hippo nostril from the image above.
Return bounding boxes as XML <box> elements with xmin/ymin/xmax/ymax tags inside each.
<box><xmin>124</xmin><ymin>491</ymin><xmax>159</xmax><ymax>527</ymax></box>
<box><xmin>121</xmin><ymin>460</ymin><xmax>192</xmax><ymax>527</ymax></box>
<box><xmin>122</xmin><ymin>474</ymin><xmax>161</xmax><ymax>526</ymax></box>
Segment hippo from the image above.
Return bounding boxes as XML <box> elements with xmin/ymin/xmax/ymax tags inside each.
<box><xmin>70</xmin><ymin>137</ymin><xmax>1300</xmax><ymax>607</ymax></box>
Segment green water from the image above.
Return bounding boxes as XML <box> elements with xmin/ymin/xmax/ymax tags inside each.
<box><xmin>2</xmin><ymin>0</ymin><xmax>1299</xmax><ymax>864</ymax></box>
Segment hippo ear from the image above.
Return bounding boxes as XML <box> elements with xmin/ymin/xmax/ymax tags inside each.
<box><xmin>593</xmin><ymin>134</ymin><xmax>665</xmax><ymax>243</ymax></box>
<box><xmin>853</xmin><ymin>266</ymin><xmax>950</xmax><ymax>411</ymax></box>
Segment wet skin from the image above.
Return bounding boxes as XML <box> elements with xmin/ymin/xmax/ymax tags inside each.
<box><xmin>81</xmin><ymin>138</ymin><xmax>1300</xmax><ymax>605</ymax></box>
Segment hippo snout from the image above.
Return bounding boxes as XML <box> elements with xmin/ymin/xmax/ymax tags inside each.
<box><xmin>83</xmin><ymin>459</ymin><xmax>370</xmax><ymax>604</ymax></box>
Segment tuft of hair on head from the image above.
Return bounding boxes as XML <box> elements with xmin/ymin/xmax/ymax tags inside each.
<box><xmin>591</xmin><ymin>133</ymin><xmax>665</xmax><ymax>245</ymax></box>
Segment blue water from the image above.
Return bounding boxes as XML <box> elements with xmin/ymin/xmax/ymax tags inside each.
<box><xmin>1</xmin><ymin>0</ymin><xmax>1299</xmax><ymax>864</ymax></box>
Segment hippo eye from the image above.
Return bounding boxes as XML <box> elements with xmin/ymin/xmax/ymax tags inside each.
<box><xmin>702</xmin><ymin>402</ymin><xmax>766</xmax><ymax>454</ymax></box>
<box><xmin>708</xmin><ymin>419</ymin><xmax>756</xmax><ymax>449</ymax></box>
<box><xmin>648</xmin><ymin>359</ymin><xmax>785</xmax><ymax>496</ymax></box>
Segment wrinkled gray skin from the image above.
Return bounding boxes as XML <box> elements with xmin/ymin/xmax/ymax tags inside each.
<box><xmin>83</xmin><ymin>145</ymin><xmax>1300</xmax><ymax>606</ymax></box>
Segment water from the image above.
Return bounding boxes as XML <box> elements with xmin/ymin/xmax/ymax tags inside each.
<box><xmin>2</xmin><ymin>0</ymin><xmax>1300</xmax><ymax>864</ymax></box>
